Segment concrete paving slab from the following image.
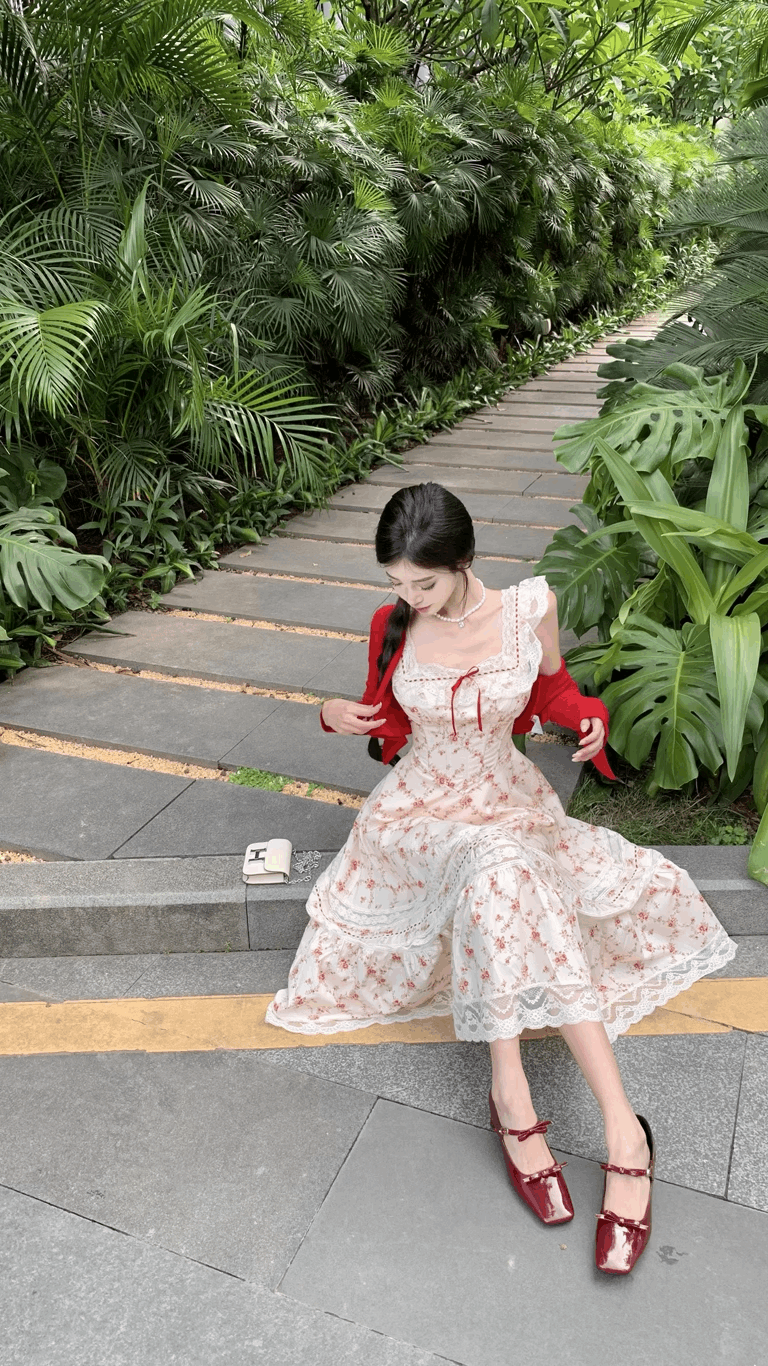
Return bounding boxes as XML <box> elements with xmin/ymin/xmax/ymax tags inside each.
<box><xmin>129</xmin><ymin>949</ymin><xmax>296</xmax><ymax>997</ymax></box>
<box><xmin>0</xmin><ymin>1051</ymin><xmax>374</xmax><ymax>1288</ymax></box>
<box><xmin>523</xmin><ymin>472</ymin><xmax>589</xmax><ymax>498</ymax></box>
<box><xmin>404</xmin><ymin>439</ymin><xmax>557</xmax><ymax>464</ymax></box>
<box><xmin>710</xmin><ymin>934</ymin><xmax>768</xmax><ymax>976</ymax></box>
<box><xmin>0</xmin><ymin>666</ymin><xmax>279</xmax><ymax>765</ymax></box>
<box><xmin>479</xmin><ymin>402</ymin><xmax>600</xmax><ymax>420</ymax></box>
<box><xmin>64</xmin><ymin>612</ymin><xmax>367</xmax><ymax>697</ymax></box>
<box><xmin>496</xmin><ymin>391</ymin><xmax>601</xmax><ymax>407</ymax></box>
<box><xmin>0</xmin><ymin>1187</ymin><xmax>444</xmax><ymax>1366</ymax></box>
<box><xmin>113</xmin><ymin>781</ymin><xmax>357</xmax><ymax>859</ymax></box>
<box><xmin>0</xmin><ymin>854</ymin><xmax>247</xmax><ymax>957</ymax></box>
<box><xmin>0</xmin><ymin>953</ymin><xmax>154</xmax><ymax>999</ymax></box>
<box><xmin>413</xmin><ymin>428</ymin><xmax>557</xmax><ymax>451</ymax></box>
<box><xmin>281</xmin><ymin>1099</ymin><xmax>768</xmax><ymax>1366</ymax></box>
<box><xmin>0</xmin><ymin>981</ymin><xmax>48</xmax><ymax>1002</ymax></box>
<box><xmin>222</xmin><ymin>699</ymin><xmax>388</xmax><ymax>792</ymax></box>
<box><xmin>0</xmin><ymin>950</ymin><xmax>294</xmax><ymax>998</ymax></box>
<box><xmin>460</xmin><ymin>413</ymin><xmax>574</xmax><ymax>433</ymax></box>
<box><xmin>281</xmin><ymin>510</ymin><xmax>553</xmax><ymax>559</ymax></box>
<box><xmin>728</xmin><ymin>1033</ymin><xmax>768</xmax><ymax>1212</ymax></box>
<box><xmin>269</xmin><ymin>1028</ymin><xmax>745</xmax><ymax>1198</ymax></box>
<box><xmin>162</xmin><ymin>572</ymin><xmax>388</xmax><ymax>632</ymax></box>
<box><xmin>219</xmin><ymin>538</ymin><xmax>389</xmax><ymax>584</ymax></box>
<box><xmin>366</xmin><ymin>463</ymin><xmax>540</xmax><ymax>494</ymax></box>
<box><xmin>329</xmin><ymin>485</ymin><xmax>513</xmax><ymax>520</ymax></box>
<box><xmin>0</xmin><ymin>746</ymin><xmax>190</xmax><ymax>861</ymax></box>
<box><xmin>328</xmin><ymin>484</ymin><xmax>575</xmax><ymax>528</ymax></box>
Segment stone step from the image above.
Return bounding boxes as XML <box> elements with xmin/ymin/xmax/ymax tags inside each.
<box><xmin>476</xmin><ymin>402</ymin><xmax>600</xmax><ymax>420</ymax></box>
<box><xmin>161</xmin><ymin>572</ymin><xmax>387</xmax><ymax>632</ymax></box>
<box><xmin>499</xmin><ymin>393</ymin><xmax>601</xmax><ymax>410</ymax></box>
<box><xmin>0</xmin><ymin>665</ymin><xmax>279</xmax><ymax>767</ymax></box>
<box><xmin>0</xmin><ymin>666</ymin><xmax>384</xmax><ymax>793</ymax></box>
<box><xmin>279</xmin><ymin>509</ymin><xmax>554</xmax><ymax>558</ymax></box>
<box><xmin>521</xmin><ymin>472</ymin><xmax>588</xmax><ymax>499</ymax></box>
<box><xmin>0</xmin><ymin>745</ymin><xmax>192</xmax><ymax>861</ymax></box>
<box><xmin>509</xmin><ymin>380</ymin><xmax>607</xmax><ymax>396</ymax></box>
<box><xmin>1</xmin><ymin>837</ymin><xmax>762</xmax><ymax>959</ymax></box>
<box><xmin>401</xmin><ymin>445</ymin><xmax>561</xmax><ymax>470</ymax></box>
<box><xmin>219</xmin><ymin>540</ymin><xmax>534</xmax><ymax>590</ymax></box>
<box><xmin>64</xmin><ymin>612</ymin><xmax>368</xmax><ymax>699</ymax></box>
<box><xmin>459</xmin><ymin>413</ymin><xmax>576</xmax><ymax>433</ymax></box>
<box><xmin>366</xmin><ymin>464</ymin><xmax>539</xmax><ymax>494</ymax></box>
<box><xmin>368</xmin><ymin>464</ymin><xmax>590</xmax><ymax>500</ymax></box>
<box><xmin>410</xmin><ymin>430</ymin><xmax>558</xmax><ymax>452</ymax></box>
<box><xmin>327</xmin><ymin>485</ymin><xmax>575</xmax><ymax>527</ymax></box>
<box><xmin>113</xmin><ymin>776</ymin><xmax>357</xmax><ymax>860</ymax></box>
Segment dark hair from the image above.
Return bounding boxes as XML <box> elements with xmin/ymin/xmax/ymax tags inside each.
<box><xmin>368</xmin><ymin>482</ymin><xmax>475</xmax><ymax>763</ymax></box>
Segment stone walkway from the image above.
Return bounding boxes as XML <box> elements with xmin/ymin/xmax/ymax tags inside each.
<box><xmin>0</xmin><ymin>316</ymin><xmax>662</xmax><ymax>864</ymax></box>
<box><xmin>1</xmin><ymin>314</ymin><xmax>767</xmax><ymax>1365</ymax></box>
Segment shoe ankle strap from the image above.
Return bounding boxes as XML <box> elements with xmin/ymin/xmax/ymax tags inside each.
<box><xmin>492</xmin><ymin>1118</ymin><xmax>551</xmax><ymax>1142</ymax></box>
<box><xmin>600</xmin><ymin>1161</ymin><xmax>651</xmax><ymax>1178</ymax></box>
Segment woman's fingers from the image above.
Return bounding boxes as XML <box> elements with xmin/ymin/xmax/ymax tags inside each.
<box><xmin>573</xmin><ymin>718</ymin><xmax>605</xmax><ymax>761</ymax></box>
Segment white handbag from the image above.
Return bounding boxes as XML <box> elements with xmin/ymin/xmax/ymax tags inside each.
<box><xmin>242</xmin><ymin>839</ymin><xmax>292</xmax><ymax>885</ymax></box>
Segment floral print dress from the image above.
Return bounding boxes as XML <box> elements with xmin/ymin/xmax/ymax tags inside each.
<box><xmin>266</xmin><ymin>576</ymin><xmax>737</xmax><ymax>1040</ymax></box>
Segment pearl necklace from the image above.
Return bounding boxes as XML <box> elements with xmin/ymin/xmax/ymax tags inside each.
<box><xmin>435</xmin><ymin>580</ymin><xmax>486</xmax><ymax>629</ymax></box>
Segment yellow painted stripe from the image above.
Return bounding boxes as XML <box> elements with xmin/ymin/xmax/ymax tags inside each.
<box><xmin>654</xmin><ymin>978</ymin><xmax>768</xmax><ymax>1034</ymax></box>
<box><xmin>2</xmin><ymin>981</ymin><xmax>763</xmax><ymax>1057</ymax></box>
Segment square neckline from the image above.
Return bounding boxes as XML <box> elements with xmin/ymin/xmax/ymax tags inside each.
<box><xmin>403</xmin><ymin>585</ymin><xmax>513</xmax><ymax>676</ymax></box>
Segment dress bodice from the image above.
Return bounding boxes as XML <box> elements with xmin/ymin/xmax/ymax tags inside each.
<box><xmin>392</xmin><ymin>577</ymin><xmax>549</xmax><ymax>784</ymax></box>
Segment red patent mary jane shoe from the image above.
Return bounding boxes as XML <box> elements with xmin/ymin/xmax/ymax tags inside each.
<box><xmin>595</xmin><ymin>1114</ymin><xmax>655</xmax><ymax>1275</ymax></box>
<box><xmin>488</xmin><ymin>1091</ymin><xmax>574</xmax><ymax>1226</ymax></box>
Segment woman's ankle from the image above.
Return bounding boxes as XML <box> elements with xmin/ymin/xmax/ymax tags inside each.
<box><xmin>490</xmin><ymin>1085</ymin><xmax>538</xmax><ymax>1128</ymax></box>
<box><xmin>604</xmin><ymin>1110</ymin><xmax>648</xmax><ymax>1155</ymax></box>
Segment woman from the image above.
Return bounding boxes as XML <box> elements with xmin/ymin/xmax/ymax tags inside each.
<box><xmin>267</xmin><ymin>482</ymin><xmax>736</xmax><ymax>1274</ymax></box>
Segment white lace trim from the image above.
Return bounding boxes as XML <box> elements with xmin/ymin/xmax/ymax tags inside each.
<box><xmin>508</xmin><ymin>575</ymin><xmax>548</xmax><ymax>682</ymax></box>
<box><xmin>453</xmin><ymin>928</ymin><xmax>738</xmax><ymax>1043</ymax></box>
<box><xmin>264</xmin><ymin>929</ymin><xmax>737</xmax><ymax>1040</ymax></box>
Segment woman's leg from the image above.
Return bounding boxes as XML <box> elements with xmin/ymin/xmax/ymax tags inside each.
<box><xmin>559</xmin><ymin>1020</ymin><xmax>650</xmax><ymax>1221</ymax></box>
<box><xmin>490</xmin><ymin>1037</ymin><xmax>557</xmax><ymax>1175</ymax></box>
<box><xmin>491</xmin><ymin>1025</ymin><xmax>650</xmax><ymax>1216</ymax></box>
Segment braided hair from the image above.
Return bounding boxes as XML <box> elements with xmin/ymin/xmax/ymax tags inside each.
<box><xmin>368</xmin><ymin>482</ymin><xmax>475</xmax><ymax>763</ymax></box>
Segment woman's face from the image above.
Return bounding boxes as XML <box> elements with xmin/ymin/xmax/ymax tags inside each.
<box><xmin>384</xmin><ymin>559</ymin><xmax>460</xmax><ymax>617</ymax></box>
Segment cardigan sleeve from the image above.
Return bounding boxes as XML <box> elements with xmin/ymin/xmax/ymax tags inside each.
<box><xmin>320</xmin><ymin>605</ymin><xmax>392</xmax><ymax>732</ymax></box>
<box><xmin>514</xmin><ymin>660</ymin><xmax>616</xmax><ymax>779</ymax></box>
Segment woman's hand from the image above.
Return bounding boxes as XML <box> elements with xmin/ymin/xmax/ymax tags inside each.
<box><xmin>572</xmin><ymin>717</ymin><xmax>605</xmax><ymax>763</ymax></box>
<box><xmin>321</xmin><ymin>699</ymin><xmax>384</xmax><ymax>735</ymax></box>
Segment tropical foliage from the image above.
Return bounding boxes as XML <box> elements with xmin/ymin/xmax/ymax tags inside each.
<box><xmin>0</xmin><ymin>0</ymin><xmax>720</xmax><ymax>679</ymax></box>
<box><xmin>540</xmin><ymin>360</ymin><xmax>768</xmax><ymax>879</ymax></box>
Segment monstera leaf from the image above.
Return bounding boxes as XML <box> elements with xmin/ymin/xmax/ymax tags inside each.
<box><xmin>599</xmin><ymin>615</ymin><xmax>725</xmax><ymax>791</ymax></box>
<box><xmin>553</xmin><ymin>362</ymin><xmax>757</xmax><ymax>477</ymax></box>
<box><xmin>0</xmin><ymin>505</ymin><xmax>107</xmax><ymax>612</ymax></box>
<box><xmin>535</xmin><ymin>505</ymin><xmax>640</xmax><ymax>639</ymax></box>
<box><xmin>0</xmin><ymin>623</ymin><xmax>23</xmax><ymax>673</ymax></box>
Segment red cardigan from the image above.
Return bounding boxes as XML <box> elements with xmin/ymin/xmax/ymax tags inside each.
<box><xmin>322</xmin><ymin>604</ymin><xmax>616</xmax><ymax>779</ymax></box>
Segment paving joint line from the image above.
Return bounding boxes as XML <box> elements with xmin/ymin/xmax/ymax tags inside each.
<box><xmin>160</xmin><ymin>608</ymin><xmax>366</xmax><ymax>642</ymax></box>
<box><xmin>0</xmin><ymin>728</ymin><xmax>365</xmax><ymax>809</ymax></box>
<box><xmin>57</xmin><ymin>658</ymin><xmax>325</xmax><ymax>706</ymax></box>
<box><xmin>723</xmin><ymin>1032</ymin><xmax>750</xmax><ymax>1201</ymax></box>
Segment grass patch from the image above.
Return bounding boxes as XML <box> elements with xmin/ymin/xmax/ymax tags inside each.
<box><xmin>568</xmin><ymin>760</ymin><xmax>756</xmax><ymax>846</ymax></box>
<box><xmin>228</xmin><ymin>768</ymin><xmax>288</xmax><ymax>791</ymax></box>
